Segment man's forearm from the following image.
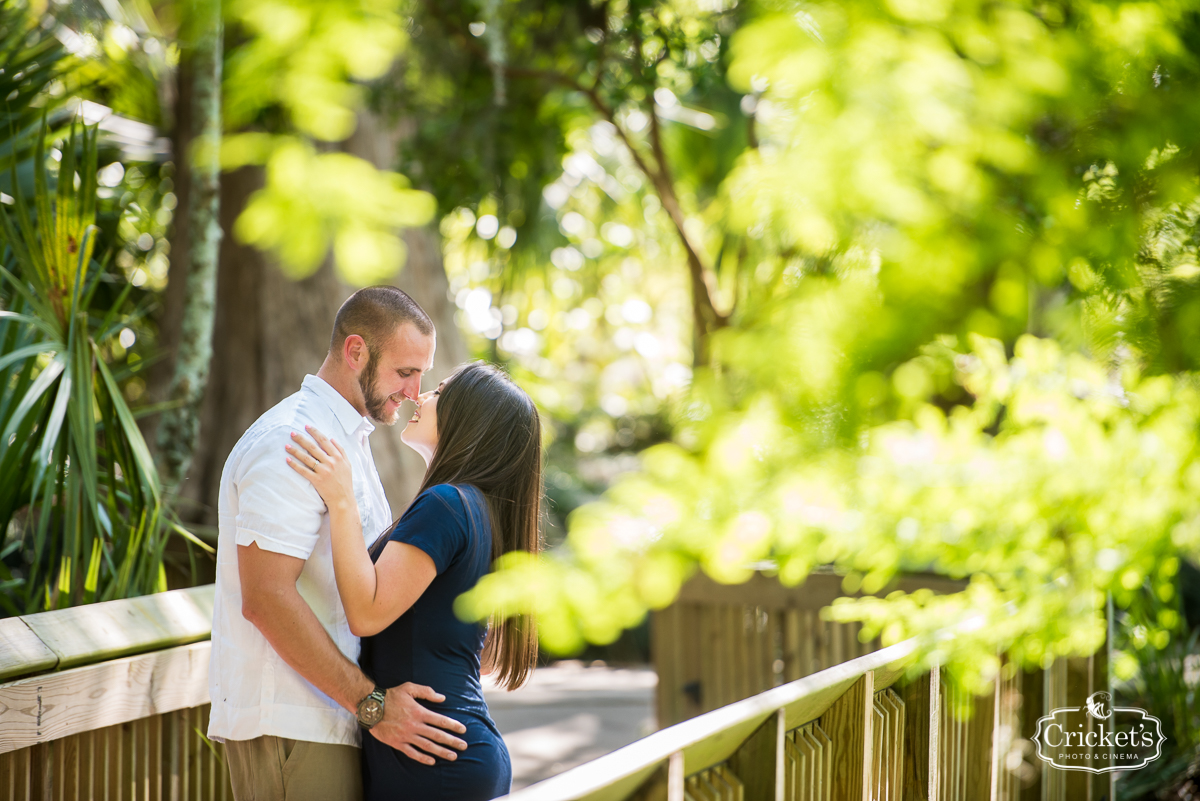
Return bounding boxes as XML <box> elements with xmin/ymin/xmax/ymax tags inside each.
<box><xmin>245</xmin><ymin>585</ymin><xmax>372</xmax><ymax>713</ymax></box>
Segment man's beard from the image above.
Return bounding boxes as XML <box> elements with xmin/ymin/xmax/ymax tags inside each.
<box><xmin>358</xmin><ymin>351</ymin><xmax>399</xmax><ymax>425</ymax></box>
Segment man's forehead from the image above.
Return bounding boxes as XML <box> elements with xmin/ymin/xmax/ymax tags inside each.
<box><xmin>382</xmin><ymin>323</ymin><xmax>435</xmax><ymax>365</ymax></box>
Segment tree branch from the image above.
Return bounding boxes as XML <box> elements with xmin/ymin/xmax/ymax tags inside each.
<box><xmin>425</xmin><ymin>0</ymin><xmax>729</xmax><ymax>363</ymax></box>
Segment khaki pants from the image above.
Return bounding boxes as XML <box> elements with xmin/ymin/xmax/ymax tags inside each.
<box><xmin>225</xmin><ymin>736</ymin><xmax>362</xmax><ymax>801</ymax></box>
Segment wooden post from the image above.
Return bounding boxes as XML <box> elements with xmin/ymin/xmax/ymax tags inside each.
<box><xmin>902</xmin><ymin>669</ymin><xmax>939</xmax><ymax>801</ymax></box>
<box><xmin>653</xmin><ymin>605</ymin><xmax>680</xmax><ymax>728</ymax></box>
<box><xmin>783</xmin><ymin>610</ymin><xmax>802</xmax><ymax>683</ymax></box>
<box><xmin>668</xmin><ymin>751</ymin><xmax>685</xmax><ymax>801</ymax></box>
<box><xmin>1018</xmin><ymin>663</ymin><xmax>1043</xmax><ymax>801</ymax></box>
<box><xmin>1064</xmin><ymin>657</ymin><xmax>1091</xmax><ymax>801</ymax></box>
<box><xmin>1091</xmin><ymin>596</ymin><xmax>1114</xmax><ymax>801</ymax></box>
<box><xmin>959</xmin><ymin>683</ymin><xmax>996</xmax><ymax>800</ymax></box>
<box><xmin>681</xmin><ymin>604</ymin><xmax>703</xmax><ymax>722</ymax></box>
<box><xmin>821</xmin><ymin>673</ymin><xmax>873</xmax><ymax>801</ymax></box>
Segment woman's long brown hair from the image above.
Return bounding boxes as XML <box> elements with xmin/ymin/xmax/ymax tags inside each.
<box><xmin>412</xmin><ymin>361</ymin><xmax>541</xmax><ymax>690</ymax></box>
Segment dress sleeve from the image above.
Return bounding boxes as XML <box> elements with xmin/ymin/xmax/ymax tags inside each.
<box><xmin>387</xmin><ymin>485</ymin><xmax>470</xmax><ymax>575</ymax></box>
<box><xmin>233</xmin><ymin>426</ymin><xmax>326</xmax><ymax>560</ymax></box>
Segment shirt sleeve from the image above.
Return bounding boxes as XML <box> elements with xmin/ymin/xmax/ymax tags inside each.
<box><xmin>387</xmin><ymin>485</ymin><xmax>469</xmax><ymax>574</ymax></box>
<box><xmin>233</xmin><ymin>426</ymin><xmax>326</xmax><ymax>560</ymax></box>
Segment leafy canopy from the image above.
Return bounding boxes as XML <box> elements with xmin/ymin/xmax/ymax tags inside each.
<box><xmin>459</xmin><ymin>0</ymin><xmax>1200</xmax><ymax>691</ymax></box>
<box><xmin>221</xmin><ymin>0</ymin><xmax>436</xmax><ymax>284</ymax></box>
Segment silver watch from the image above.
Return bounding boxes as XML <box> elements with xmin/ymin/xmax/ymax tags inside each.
<box><xmin>356</xmin><ymin>686</ymin><xmax>386</xmax><ymax>729</ymax></box>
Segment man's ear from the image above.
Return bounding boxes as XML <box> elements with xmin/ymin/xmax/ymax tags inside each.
<box><xmin>343</xmin><ymin>334</ymin><xmax>369</xmax><ymax>372</ymax></box>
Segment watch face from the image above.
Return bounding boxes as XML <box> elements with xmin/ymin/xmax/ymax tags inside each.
<box><xmin>359</xmin><ymin>697</ymin><xmax>384</xmax><ymax>727</ymax></box>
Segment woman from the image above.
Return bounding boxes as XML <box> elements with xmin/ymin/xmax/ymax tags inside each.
<box><xmin>284</xmin><ymin>362</ymin><xmax>541</xmax><ymax>800</ymax></box>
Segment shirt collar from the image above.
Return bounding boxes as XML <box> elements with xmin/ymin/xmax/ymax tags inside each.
<box><xmin>301</xmin><ymin>375</ymin><xmax>375</xmax><ymax>440</ymax></box>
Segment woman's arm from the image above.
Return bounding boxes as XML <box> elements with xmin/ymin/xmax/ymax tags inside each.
<box><xmin>287</xmin><ymin>426</ymin><xmax>438</xmax><ymax>636</ymax></box>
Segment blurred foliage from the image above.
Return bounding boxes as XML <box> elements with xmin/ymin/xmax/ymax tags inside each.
<box><xmin>1115</xmin><ymin>580</ymin><xmax>1200</xmax><ymax>798</ymax></box>
<box><xmin>52</xmin><ymin>0</ymin><xmax>437</xmax><ymax>285</ymax></box>
<box><xmin>454</xmin><ymin>0</ymin><xmax>1200</xmax><ymax>696</ymax></box>
<box><xmin>0</xmin><ymin>120</ymin><xmax>208</xmax><ymax>615</ymax></box>
<box><xmin>219</xmin><ymin>0</ymin><xmax>435</xmax><ymax>284</ymax></box>
<box><xmin>393</xmin><ymin>0</ymin><xmax>751</xmax><ymax>359</ymax></box>
<box><xmin>394</xmin><ymin>0</ymin><xmax>759</xmax><ymax>542</ymax></box>
<box><xmin>0</xmin><ymin>0</ymin><xmax>76</xmax><ymax>196</ymax></box>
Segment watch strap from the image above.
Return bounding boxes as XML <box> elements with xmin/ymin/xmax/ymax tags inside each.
<box><xmin>356</xmin><ymin>686</ymin><xmax>387</xmax><ymax>729</ymax></box>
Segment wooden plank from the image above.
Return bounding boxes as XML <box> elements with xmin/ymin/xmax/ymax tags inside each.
<box><xmin>814</xmin><ymin>725</ymin><xmax>832</xmax><ymax>801</ymax></box>
<box><xmin>762</xmin><ymin>610</ymin><xmax>775</xmax><ymax>691</ymax></box>
<box><xmin>731</xmin><ymin>607</ymin><xmax>747</xmax><ymax>705</ymax></box>
<box><xmin>1017</xmin><ymin>665</ymin><xmax>1043</xmax><ymax>801</ymax></box>
<box><xmin>794</xmin><ymin>727</ymin><xmax>818</xmax><ymax>801</ymax></box>
<box><xmin>0</xmin><ymin>642</ymin><xmax>211</xmax><ymax>755</ymax></box>
<box><xmin>0</xmin><ymin>620</ymin><xmax>58</xmax><ymax>684</ymax></box>
<box><xmin>901</xmin><ymin>671</ymin><xmax>937</xmax><ymax>801</ymax></box>
<box><xmin>748</xmin><ymin>609</ymin><xmax>763</xmax><ymax>698</ymax></box>
<box><xmin>784</xmin><ymin>733</ymin><xmax>799</xmax><ymax>801</ymax></box>
<box><xmin>654</xmin><ymin>605</ymin><xmax>681</xmax><ymax>729</ymax></box>
<box><xmin>1063</xmin><ymin>657</ymin><xmax>1090</xmax><ymax>801</ymax></box>
<box><xmin>881</xmin><ymin>690</ymin><xmax>905</xmax><ymax>801</ymax></box>
<box><xmin>941</xmin><ymin>676</ymin><xmax>996</xmax><ymax>801</ymax></box>
<box><xmin>782</xmin><ymin>611</ymin><xmax>802</xmax><ymax>684</ymax></box>
<box><xmin>815</xmin><ymin>619</ymin><xmax>830</xmax><ymax>674</ymax></box>
<box><xmin>681</xmin><ymin>604</ymin><xmax>703</xmax><ymax>723</ymax></box>
<box><xmin>1085</xmin><ymin>609</ymin><xmax>1113</xmax><ymax>801</ymax></box>
<box><xmin>1093</xmin><ymin>597</ymin><xmax>1114</xmax><ymax>801</ymax></box>
<box><xmin>801</xmin><ymin>613</ymin><xmax>815</xmax><ymax>679</ymax></box>
<box><xmin>871</xmin><ymin>703</ymin><xmax>884</xmax><ymax>801</ymax></box>
<box><xmin>939</xmin><ymin>677</ymin><xmax>958</xmax><ymax>801</ymax></box>
<box><xmin>18</xmin><ymin>587</ymin><xmax>214</xmax><ymax>673</ymax></box>
<box><xmin>728</xmin><ymin>709</ymin><xmax>782</xmax><ymax>801</ymax></box>
<box><xmin>819</xmin><ymin>673</ymin><xmax>872</xmax><ymax>801</ymax></box>
<box><xmin>701</xmin><ymin>606</ymin><xmax>717</xmax><ymax>717</ymax></box>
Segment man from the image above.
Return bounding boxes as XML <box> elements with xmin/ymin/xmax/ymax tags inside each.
<box><xmin>208</xmin><ymin>286</ymin><xmax>467</xmax><ymax>801</ymax></box>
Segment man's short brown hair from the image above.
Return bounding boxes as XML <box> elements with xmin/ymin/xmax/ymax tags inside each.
<box><xmin>330</xmin><ymin>286</ymin><xmax>434</xmax><ymax>357</ymax></box>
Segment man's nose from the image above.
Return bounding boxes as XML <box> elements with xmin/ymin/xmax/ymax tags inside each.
<box><xmin>402</xmin><ymin>378</ymin><xmax>424</xmax><ymax>401</ymax></box>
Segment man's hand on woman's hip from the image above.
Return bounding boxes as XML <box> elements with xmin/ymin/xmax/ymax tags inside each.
<box><xmin>370</xmin><ymin>683</ymin><xmax>469</xmax><ymax>764</ymax></box>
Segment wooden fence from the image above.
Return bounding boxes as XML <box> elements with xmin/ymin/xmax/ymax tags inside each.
<box><xmin>505</xmin><ymin>639</ymin><xmax>1114</xmax><ymax>801</ymax></box>
<box><xmin>0</xmin><ymin>586</ymin><xmax>229</xmax><ymax>800</ymax></box>
<box><xmin>652</xmin><ymin>571</ymin><xmax>968</xmax><ymax>727</ymax></box>
<box><xmin>0</xmin><ymin>578</ymin><xmax>1112</xmax><ymax>801</ymax></box>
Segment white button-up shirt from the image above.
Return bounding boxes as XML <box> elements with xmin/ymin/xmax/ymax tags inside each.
<box><xmin>208</xmin><ymin>375</ymin><xmax>393</xmax><ymax>746</ymax></box>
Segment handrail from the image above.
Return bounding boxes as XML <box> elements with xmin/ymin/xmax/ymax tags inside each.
<box><xmin>0</xmin><ymin>585</ymin><xmax>214</xmax><ymax>683</ymax></box>
<box><xmin>0</xmin><ymin>582</ymin><xmax>1109</xmax><ymax>801</ymax></box>
<box><xmin>503</xmin><ymin>640</ymin><xmax>920</xmax><ymax>801</ymax></box>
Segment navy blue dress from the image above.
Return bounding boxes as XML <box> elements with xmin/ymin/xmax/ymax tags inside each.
<box><xmin>358</xmin><ymin>484</ymin><xmax>511</xmax><ymax>801</ymax></box>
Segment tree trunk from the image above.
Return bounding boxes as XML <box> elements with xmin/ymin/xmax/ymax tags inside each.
<box><xmin>176</xmin><ymin>136</ymin><xmax>465</xmax><ymax>531</ymax></box>
<box><xmin>155</xmin><ymin>0</ymin><xmax>223</xmax><ymax>494</ymax></box>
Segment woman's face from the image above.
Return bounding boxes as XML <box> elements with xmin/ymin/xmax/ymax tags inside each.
<box><xmin>400</xmin><ymin>381</ymin><xmax>443</xmax><ymax>464</ymax></box>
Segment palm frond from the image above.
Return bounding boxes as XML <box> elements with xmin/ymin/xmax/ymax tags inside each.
<box><xmin>0</xmin><ymin>111</ymin><xmax>174</xmax><ymax>614</ymax></box>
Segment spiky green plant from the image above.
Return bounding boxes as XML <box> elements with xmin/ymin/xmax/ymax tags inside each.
<box><xmin>0</xmin><ymin>0</ymin><xmax>74</xmax><ymax>197</ymax></box>
<box><xmin>0</xmin><ymin>120</ymin><xmax>207</xmax><ymax>615</ymax></box>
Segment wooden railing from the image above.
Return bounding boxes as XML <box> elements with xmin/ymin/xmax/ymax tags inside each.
<box><xmin>651</xmin><ymin>571</ymin><xmax>968</xmax><ymax>727</ymax></box>
<box><xmin>0</xmin><ymin>579</ymin><xmax>1112</xmax><ymax>801</ymax></box>
<box><xmin>503</xmin><ymin>639</ymin><xmax>1114</xmax><ymax>801</ymax></box>
<box><xmin>0</xmin><ymin>586</ymin><xmax>229</xmax><ymax>800</ymax></box>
